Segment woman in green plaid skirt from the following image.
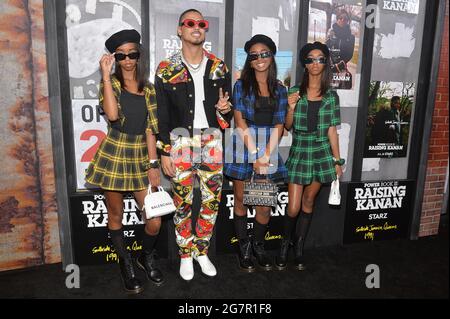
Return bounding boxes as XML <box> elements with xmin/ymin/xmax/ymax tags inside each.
<box><xmin>85</xmin><ymin>30</ymin><xmax>163</xmax><ymax>293</ymax></box>
<box><xmin>275</xmin><ymin>42</ymin><xmax>345</xmax><ymax>271</ymax></box>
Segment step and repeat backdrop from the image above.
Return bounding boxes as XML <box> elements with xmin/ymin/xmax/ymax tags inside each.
<box><xmin>64</xmin><ymin>0</ymin><xmax>420</xmax><ymax>265</ymax></box>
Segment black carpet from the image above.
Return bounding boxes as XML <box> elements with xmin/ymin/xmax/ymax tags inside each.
<box><xmin>0</xmin><ymin>226</ymin><xmax>448</xmax><ymax>299</ymax></box>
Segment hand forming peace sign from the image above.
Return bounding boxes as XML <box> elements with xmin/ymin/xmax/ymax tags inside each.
<box><xmin>216</xmin><ymin>87</ymin><xmax>232</xmax><ymax>114</ymax></box>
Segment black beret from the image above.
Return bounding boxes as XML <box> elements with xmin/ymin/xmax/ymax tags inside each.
<box><xmin>105</xmin><ymin>29</ymin><xmax>141</xmax><ymax>53</ymax></box>
<box><xmin>244</xmin><ymin>34</ymin><xmax>277</xmax><ymax>55</ymax></box>
<box><xmin>299</xmin><ymin>42</ymin><xmax>330</xmax><ymax>67</ymax></box>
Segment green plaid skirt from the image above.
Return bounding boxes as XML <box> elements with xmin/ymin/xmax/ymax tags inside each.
<box><xmin>85</xmin><ymin>128</ymin><xmax>150</xmax><ymax>191</ymax></box>
<box><xmin>286</xmin><ymin>131</ymin><xmax>336</xmax><ymax>185</ymax></box>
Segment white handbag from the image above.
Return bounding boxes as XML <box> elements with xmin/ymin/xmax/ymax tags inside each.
<box><xmin>143</xmin><ymin>186</ymin><xmax>176</xmax><ymax>219</ymax></box>
<box><xmin>328</xmin><ymin>178</ymin><xmax>341</xmax><ymax>206</ymax></box>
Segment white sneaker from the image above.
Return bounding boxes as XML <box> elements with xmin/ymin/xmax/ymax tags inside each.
<box><xmin>193</xmin><ymin>254</ymin><xmax>217</xmax><ymax>277</ymax></box>
<box><xmin>179</xmin><ymin>257</ymin><xmax>194</xmax><ymax>281</ymax></box>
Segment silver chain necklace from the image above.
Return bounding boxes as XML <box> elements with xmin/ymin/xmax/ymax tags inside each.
<box><xmin>182</xmin><ymin>53</ymin><xmax>204</xmax><ymax>72</ymax></box>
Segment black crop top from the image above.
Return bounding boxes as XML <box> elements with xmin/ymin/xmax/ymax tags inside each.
<box><xmin>307</xmin><ymin>100</ymin><xmax>321</xmax><ymax>132</ymax></box>
<box><xmin>111</xmin><ymin>90</ymin><xmax>148</xmax><ymax>135</ymax></box>
<box><xmin>253</xmin><ymin>96</ymin><xmax>275</xmax><ymax>126</ymax></box>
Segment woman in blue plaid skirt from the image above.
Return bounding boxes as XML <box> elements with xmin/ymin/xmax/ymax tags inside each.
<box><xmin>85</xmin><ymin>30</ymin><xmax>163</xmax><ymax>293</ymax></box>
<box><xmin>275</xmin><ymin>42</ymin><xmax>344</xmax><ymax>271</ymax></box>
<box><xmin>223</xmin><ymin>35</ymin><xmax>288</xmax><ymax>272</ymax></box>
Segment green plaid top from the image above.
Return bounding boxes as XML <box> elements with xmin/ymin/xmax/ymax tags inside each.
<box><xmin>292</xmin><ymin>87</ymin><xmax>341</xmax><ymax>141</ymax></box>
<box><xmin>99</xmin><ymin>76</ymin><xmax>159</xmax><ymax>134</ymax></box>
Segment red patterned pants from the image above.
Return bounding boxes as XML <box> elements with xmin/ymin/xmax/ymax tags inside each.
<box><xmin>170</xmin><ymin>133</ymin><xmax>223</xmax><ymax>258</ymax></box>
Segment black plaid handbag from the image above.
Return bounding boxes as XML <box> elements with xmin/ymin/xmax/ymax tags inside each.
<box><xmin>243</xmin><ymin>173</ymin><xmax>279</xmax><ymax>207</ymax></box>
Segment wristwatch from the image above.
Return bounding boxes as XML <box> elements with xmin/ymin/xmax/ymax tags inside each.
<box><xmin>333</xmin><ymin>157</ymin><xmax>345</xmax><ymax>166</ymax></box>
<box><xmin>149</xmin><ymin>159</ymin><xmax>160</xmax><ymax>169</ymax></box>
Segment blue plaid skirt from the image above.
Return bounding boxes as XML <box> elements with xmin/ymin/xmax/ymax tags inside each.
<box><xmin>223</xmin><ymin>125</ymin><xmax>287</xmax><ymax>183</ymax></box>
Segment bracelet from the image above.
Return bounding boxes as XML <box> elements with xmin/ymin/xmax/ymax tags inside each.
<box><xmin>333</xmin><ymin>158</ymin><xmax>345</xmax><ymax>166</ymax></box>
<box><xmin>103</xmin><ymin>78</ymin><xmax>111</xmax><ymax>82</ymax></box>
<box><xmin>148</xmin><ymin>159</ymin><xmax>160</xmax><ymax>169</ymax></box>
<box><xmin>250</xmin><ymin>147</ymin><xmax>259</xmax><ymax>155</ymax></box>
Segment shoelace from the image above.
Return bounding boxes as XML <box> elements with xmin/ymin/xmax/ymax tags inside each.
<box><xmin>253</xmin><ymin>242</ymin><xmax>266</xmax><ymax>255</ymax></box>
<box><xmin>123</xmin><ymin>258</ymin><xmax>136</xmax><ymax>277</ymax></box>
<box><xmin>242</xmin><ymin>242</ymin><xmax>252</xmax><ymax>258</ymax></box>
<box><xmin>295</xmin><ymin>238</ymin><xmax>305</xmax><ymax>256</ymax></box>
<box><xmin>144</xmin><ymin>251</ymin><xmax>158</xmax><ymax>268</ymax></box>
<box><xmin>280</xmin><ymin>240</ymin><xmax>290</xmax><ymax>254</ymax></box>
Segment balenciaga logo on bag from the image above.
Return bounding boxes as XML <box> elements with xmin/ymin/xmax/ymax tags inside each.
<box><xmin>150</xmin><ymin>202</ymin><xmax>173</xmax><ymax>209</ymax></box>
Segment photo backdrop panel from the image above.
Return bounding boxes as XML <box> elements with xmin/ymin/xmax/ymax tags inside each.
<box><xmin>66</xmin><ymin>0</ymin><xmax>142</xmax><ymax>190</ymax></box>
<box><xmin>344</xmin><ymin>180</ymin><xmax>414</xmax><ymax>244</ymax></box>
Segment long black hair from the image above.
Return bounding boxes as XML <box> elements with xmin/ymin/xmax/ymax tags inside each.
<box><xmin>113</xmin><ymin>43</ymin><xmax>149</xmax><ymax>92</ymax></box>
<box><xmin>299</xmin><ymin>53</ymin><xmax>331</xmax><ymax>97</ymax></box>
<box><xmin>241</xmin><ymin>53</ymin><xmax>278</xmax><ymax>107</ymax></box>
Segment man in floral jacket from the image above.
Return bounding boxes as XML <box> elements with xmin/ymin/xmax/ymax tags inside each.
<box><xmin>155</xmin><ymin>8</ymin><xmax>232</xmax><ymax>281</ymax></box>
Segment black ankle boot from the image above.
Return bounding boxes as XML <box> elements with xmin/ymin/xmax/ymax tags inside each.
<box><xmin>252</xmin><ymin>240</ymin><xmax>272</xmax><ymax>271</ymax></box>
<box><xmin>119</xmin><ymin>254</ymin><xmax>144</xmax><ymax>293</ymax></box>
<box><xmin>294</xmin><ymin>236</ymin><xmax>306</xmax><ymax>270</ymax></box>
<box><xmin>237</xmin><ymin>237</ymin><xmax>255</xmax><ymax>272</ymax></box>
<box><xmin>137</xmin><ymin>249</ymin><xmax>164</xmax><ymax>286</ymax></box>
<box><xmin>275</xmin><ymin>239</ymin><xmax>291</xmax><ymax>270</ymax></box>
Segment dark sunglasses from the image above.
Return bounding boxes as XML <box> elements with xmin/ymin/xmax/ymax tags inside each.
<box><xmin>248</xmin><ymin>51</ymin><xmax>273</xmax><ymax>61</ymax></box>
<box><xmin>114</xmin><ymin>51</ymin><xmax>140</xmax><ymax>62</ymax></box>
<box><xmin>305</xmin><ymin>57</ymin><xmax>327</xmax><ymax>64</ymax></box>
<box><xmin>179</xmin><ymin>19</ymin><xmax>209</xmax><ymax>29</ymax></box>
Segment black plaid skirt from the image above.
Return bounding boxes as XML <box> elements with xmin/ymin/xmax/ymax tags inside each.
<box><xmin>85</xmin><ymin>128</ymin><xmax>150</xmax><ymax>191</ymax></box>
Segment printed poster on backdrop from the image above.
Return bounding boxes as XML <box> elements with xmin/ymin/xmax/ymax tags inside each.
<box><xmin>215</xmin><ymin>188</ymin><xmax>288</xmax><ymax>254</ymax></box>
<box><xmin>343</xmin><ymin>180</ymin><xmax>414</xmax><ymax>244</ymax></box>
<box><xmin>70</xmin><ymin>193</ymin><xmax>169</xmax><ymax>265</ymax></box>
<box><xmin>364</xmin><ymin>81</ymin><xmax>415</xmax><ymax>158</ymax></box>
<box><xmin>308</xmin><ymin>1</ymin><xmax>362</xmax><ymax>91</ymax></box>
<box><xmin>372</xmin><ymin>0</ymin><xmax>423</xmax><ymax>83</ymax></box>
<box><xmin>381</xmin><ymin>0</ymin><xmax>420</xmax><ymax>14</ymax></box>
<box><xmin>72</xmin><ymin>99</ymin><xmax>108</xmax><ymax>190</ymax></box>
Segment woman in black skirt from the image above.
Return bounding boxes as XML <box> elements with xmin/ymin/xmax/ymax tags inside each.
<box><xmin>275</xmin><ymin>42</ymin><xmax>344</xmax><ymax>271</ymax></box>
<box><xmin>86</xmin><ymin>29</ymin><xmax>163</xmax><ymax>293</ymax></box>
